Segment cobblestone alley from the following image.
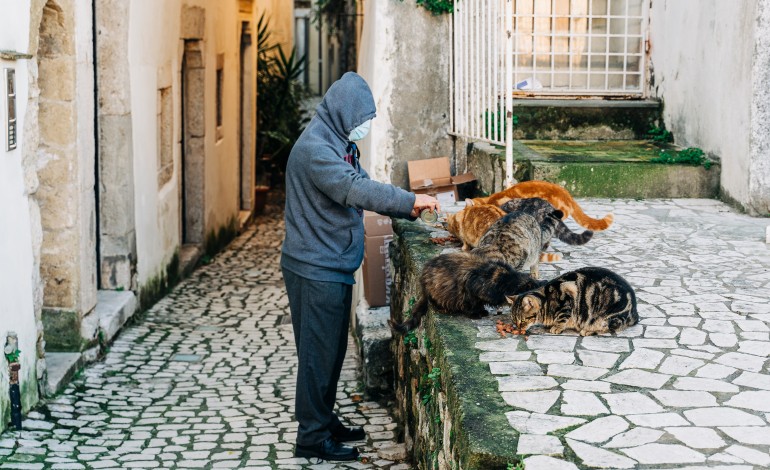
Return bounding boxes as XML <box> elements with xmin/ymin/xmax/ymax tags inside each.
<box><xmin>0</xmin><ymin>198</ymin><xmax>408</xmax><ymax>470</ymax></box>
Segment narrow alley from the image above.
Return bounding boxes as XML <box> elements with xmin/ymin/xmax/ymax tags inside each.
<box><xmin>0</xmin><ymin>197</ymin><xmax>409</xmax><ymax>470</ymax></box>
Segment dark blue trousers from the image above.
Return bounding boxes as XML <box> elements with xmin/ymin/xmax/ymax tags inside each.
<box><xmin>282</xmin><ymin>268</ymin><xmax>352</xmax><ymax>446</ymax></box>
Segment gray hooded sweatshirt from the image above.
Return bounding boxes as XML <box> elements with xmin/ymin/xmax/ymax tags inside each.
<box><xmin>281</xmin><ymin>72</ymin><xmax>416</xmax><ymax>284</ymax></box>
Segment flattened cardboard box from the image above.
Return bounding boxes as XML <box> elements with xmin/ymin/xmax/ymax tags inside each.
<box><xmin>363</xmin><ymin>211</ymin><xmax>393</xmax><ymax>237</ymax></box>
<box><xmin>362</xmin><ymin>234</ymin><xmax>393</xmax><ymax>308</ymax></box>
<box><xmin>407</xmin><ymin>157</ymin><xmax>476</xmax><ymax>206</ymax></box>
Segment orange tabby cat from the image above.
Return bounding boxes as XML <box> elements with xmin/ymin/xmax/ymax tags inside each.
<box><xmin>446</xmin><ymin>204</ymin><xmax>506</xmax><ymax>251</ymax></box>
<box><xmin>467</xmin><ymin>181</ymin><xmax>614</xmax><ymax>231</ymax></box>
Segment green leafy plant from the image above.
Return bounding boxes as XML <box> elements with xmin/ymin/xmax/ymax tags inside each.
<box><xmin>4</xmin><ymin>349</ymin><xmax>20</xmax><ymax>364</ymax></box>
<box><xmin>416</xmin><ymin>0</ymin><xmax>454</xmax><ymax>14</ymax></box>
<box><xmin>507</xmin><ymin>461</ymin><xmax>526</xmax><ymax>470</ymax></box>
<box><xmin>403</xmin><ymin>296</ymin><xmax>416</xmax><ymax>320</ymax></box>
<box><xmin>313</xmin><ymin>0</ymin><xmax>347</xmax><ymax>28</ymax></box>
<box><xmin>419</xmin><ymin>367</ymin><xmax>442</xmax><ymax>406</ymax></box>
<box><xmin>646</xmin><ymin>126</ymin><xmax>673</xmax><ymax>143</ymax></box>
<box><xmin>652</xmin><ymin>147</ymin><xmax>712</xmax><ymax>169</ymax></box>
<box><xmin>257</xmin><ymin>13</ymin><xmax>309</xmax><ymax>182</ymax></box>
<box><xmin>423</xmin><ymin>333</ymin><xmax>433</xmax><ymax>353</ymax></box>
<box><xmin>404</xmin><ymin>330</ymin><xmax>418</xmax><ymax>348</ymax></box>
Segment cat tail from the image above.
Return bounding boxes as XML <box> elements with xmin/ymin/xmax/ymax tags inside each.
<box><xmin>570</xmin><ymin>203</ymin><xmax>614</xmax><ymax>231</ymax></box>
<box><xmin>555</xmin><ymin>220</ymin><xmax>594</xmax><ymax>245</ymax></box>
<box><xmin>388</xmin><ymin>294</ymin><xmax>428</xmax><ymax>334</ymax></box>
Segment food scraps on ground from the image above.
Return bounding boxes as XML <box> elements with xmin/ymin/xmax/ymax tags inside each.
<box><xmin>496</xmin><ymin>319</ymin><xmax>528</xmax><ymax>340</ymax></box>
<box><xmin>429</xmin><ymin>236</ymin><xmax>460</xmax><ymax>245</ymax></box>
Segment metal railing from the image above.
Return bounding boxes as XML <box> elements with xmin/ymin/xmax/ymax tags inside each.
<box><xmin>451</xmin><ymin>0</ymin><xmax>648</xmax><ymax>186</ymax></box>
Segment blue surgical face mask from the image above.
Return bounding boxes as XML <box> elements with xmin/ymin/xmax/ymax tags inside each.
<box><xmin>348</xmin><ymin>120</ymin><xmax>371</xmax><ymax>141</ymax></box>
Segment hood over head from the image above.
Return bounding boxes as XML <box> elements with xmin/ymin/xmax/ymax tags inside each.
<box><xmin>315</xmin><ymin>72</ymin><xmax>376</xmax><ymax>142</ymax></box>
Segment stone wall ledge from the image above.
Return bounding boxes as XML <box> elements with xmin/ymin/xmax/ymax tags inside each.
<box><xmin>389</xmin><ymin>219</ymin><xmax>523</xmax><ymax>470</ymax></box>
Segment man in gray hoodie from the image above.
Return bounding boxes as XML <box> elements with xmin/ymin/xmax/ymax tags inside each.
<box><xmin>281</xmin><ymin>72</ymin><xmax>438</xmax><ymax>461</ymax></box>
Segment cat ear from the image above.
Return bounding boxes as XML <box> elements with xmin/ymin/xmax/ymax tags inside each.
<box><xmin>552</xmin><ymin>209</ymin><xmax>565</xmax><ymax>219</ymax></box>
<box><xmin>465</xmin><ymin>199</ymin><xmax>475</xmax><ymax>207</ymax></box>
<box><xmin>505</xmin><ymin>295</ymin><xmax>518</xmax><ymax>304</ymax></box>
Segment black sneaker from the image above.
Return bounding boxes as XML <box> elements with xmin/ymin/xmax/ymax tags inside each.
<box><xmin>295</xmin><ymin>437</ymin><xmax>359</xmax><ymax>461</ymax></box>
<box><xmin>330</xmin><ymin>424</ymin><xmax>366</xmax><ymax>442</ymax></box>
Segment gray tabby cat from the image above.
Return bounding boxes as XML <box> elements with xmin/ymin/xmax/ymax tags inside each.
<box><xmin>501</xmin><ymin>198</ymin><xmax>593</xmax><ymax>245</ymax></box>
<box><xmin>507</xmin><ymin>267</ymin><xmax>639</xmax><ymax>336</ymax></box>
<box><xmin>473</xmin><ymin>209</ymin><xmax>564</xmax><ymax>272</ymax></box>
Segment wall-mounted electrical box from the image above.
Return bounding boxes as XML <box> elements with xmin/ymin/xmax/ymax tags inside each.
<box><xmin>5</xmin><ymin>68</ymin><xmax>17</xmax><ymax>151</ymax></box>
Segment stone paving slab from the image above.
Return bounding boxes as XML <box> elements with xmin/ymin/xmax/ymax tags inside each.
<box><xmin>467</xmin><ymin>198</ymin><xmax>770</xmax><ymax>469</ymax></box>
<box><xmin>0</xmin><ymin>198</ymin><xmax>409</xmax><ymax>469</ymax></box>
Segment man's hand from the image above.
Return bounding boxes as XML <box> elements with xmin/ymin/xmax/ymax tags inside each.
<box><xmin>410</xmin><ymin>193</ymin><xmax>441</xmax><ymax>218</ymax></box>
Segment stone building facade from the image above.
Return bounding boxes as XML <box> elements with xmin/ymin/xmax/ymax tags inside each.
<box><xmin>0</xmin><ymin>0</ymin><xmax>259</xmax><ymax>432</ymax></box>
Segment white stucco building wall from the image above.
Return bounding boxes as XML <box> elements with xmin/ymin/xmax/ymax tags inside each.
<box><xmin>126</xmin><ymin>0</ymin><xmax>255</xmax><ymax>287</ymax></box>
<box><xmin>649</xmin><ymin>0</ymin><xmax>770</xmax><ymax>213</ymax></box>
<box><xmin>0</xmin><ymin>0</ymin><xmax>42</xmax><ymax>429</ymax></box>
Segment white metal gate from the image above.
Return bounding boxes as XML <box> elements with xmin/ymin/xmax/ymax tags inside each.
<box><xmin>451</xmin><ymin>0</ymin><xmax>648</xmax><ymax>186</ymax></box>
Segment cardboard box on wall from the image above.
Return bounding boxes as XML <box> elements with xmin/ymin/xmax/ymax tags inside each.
<box><xmin>362</xmin><ymin>234</ymin><xmax>393</xmax><ymax>308</ymax></box>
<box><xmin>363</xmin><ymin>211</ymin><xmax>393</xmax><ymax>236</ymax></box>
<box><xmin>407</xmin><ymin>157</ymin><xmax>476</xmax><ymax>206</ymax></box>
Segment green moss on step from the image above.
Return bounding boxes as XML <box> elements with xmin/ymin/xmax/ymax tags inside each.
<box><xmin>42</xmin><ymin>310</ymin><xmax>82</xmax><ymax>352</ymax></box>
<box><xmin>533</xmin><ymin>161</ymin><xmax>720</xmax><ymax>198</ymax></box>
<box><xmin>521</xmin><ymin>139</ymin><xmax>675</xmax><ymax>163</ymax></box>
<box><xmin>138</xmin><ymin>249</ymin><xmax>181</xmax><ymax>313</ymax></box>
<box><xmin>205</xmin><ymin>216</ymin><xmax>239</xmax><ymax>258</ymax></box>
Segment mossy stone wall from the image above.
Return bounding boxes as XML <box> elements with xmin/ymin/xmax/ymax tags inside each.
<box><xmin>390</xmin><ymin>220</ymin><xmax>524</xmax><ymax>470</ymax></box>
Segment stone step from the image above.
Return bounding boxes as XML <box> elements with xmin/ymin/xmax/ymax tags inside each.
<box><xmin>468</xmin><ymin>140</ymin><xmax>720</xmax><ymax>199</ymax></box>
<box><xmin>353</xmin><ymin>301</ymin><xmax>393</xmax><ymax>397</ymax></box>
<box><xmin>45</xmin><ymin>352</ymin><xmax>82</xmax><ymax>396</ymax></box>
<box><xmin>179</xmin><ymin>244</ymin><xmax>202</xmax><ymax>277</ymax></box>
<box><xmin>510</xmin><ymin>99</ymin><xmax>661</xmax><ymax>140</ymax></box>
<box><xmin>94</xmin><ymin>290</ymin><xmax>137</xmax><ymax>344</ymax></box>
<box><xmin>238</xmin><ymin>210</ymin><xmax>253</xmax><ymax>231</ymax></box>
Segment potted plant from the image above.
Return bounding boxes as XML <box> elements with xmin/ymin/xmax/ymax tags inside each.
<box><xmin>256</xmin><ymin>13</ymin><xmax>308</xmax><ymax>195</ymax></box>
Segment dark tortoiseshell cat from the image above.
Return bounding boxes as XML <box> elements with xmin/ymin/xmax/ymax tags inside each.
<box><xmin>507</xmin><ymin>267</ymin><xmax>639</xmax><ymax>336</ymax></box>
<box><xmin>501</xmin><ymin>198</ymin><xmax>593</xmax><ymax>246</ymax></box>
<box><xmin>473</xmin><ymin>210</ymin><xmax>565</xmax><ymax>272</ymax></box>
<box><xmin>389</xmin><ymin>251</ymin><xmax>543</xmax><ymax>333</ymax></box>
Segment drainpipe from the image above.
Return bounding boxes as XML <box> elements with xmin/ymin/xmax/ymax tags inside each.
<box><xmin>4</xmin><ymin>332</ymin><xmax>22</xmax><ymax>430</ymax></box>
<box><xmin>92</xmin><ymin>0</ymin><xmax>102</xmax><ymax>289</ymax></box>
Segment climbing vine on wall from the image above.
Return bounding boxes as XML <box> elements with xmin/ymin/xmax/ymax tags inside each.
<box><xmin>398</xmin><ymin>0</ymin><xmax>454</xmax><ymax>15</ymax></box>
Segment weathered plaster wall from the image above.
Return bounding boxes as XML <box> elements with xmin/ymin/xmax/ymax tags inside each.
<box><xmin>649</xmin><ymin>1</ymin><xmax>756</xmax><ymax>209</ymax></box>
<box><xmin>357</xmin><ymin>0</ymin><xmax>454</xmax><ymax>188</ymax></box>
<box><xmin>749</xmin><ymin>1</ymin><xmax>770</xmax><ymax>215</ymax></box>
<box><xmin>97</xmin><ymin>0</ymin><xmax>137</xmax><ymax>291</ymax></box>
<box><xmin>203</xmin><ymin>1</ymin><xmax>245</xmax><ymax>236</ymax></box>
<box><xmin>126</xmin><ymin>0</ymin><xmax>251</xmax><ymax>286</ymax></box>
<box><xmin>0</xmin><ymin>0</ymin><xmax>42</xmax><ymax>433</ymax></box>
<box><xmin>257</xmin><ymin>0</ymin><xmax>294</xmax><ymax>58</ymax></box>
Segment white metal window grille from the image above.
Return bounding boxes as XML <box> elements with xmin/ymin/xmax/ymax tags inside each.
<box><xmin>450</xmin><ymin>0</ymin><xmax>648</xmax><ymax>185</ymax></box>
